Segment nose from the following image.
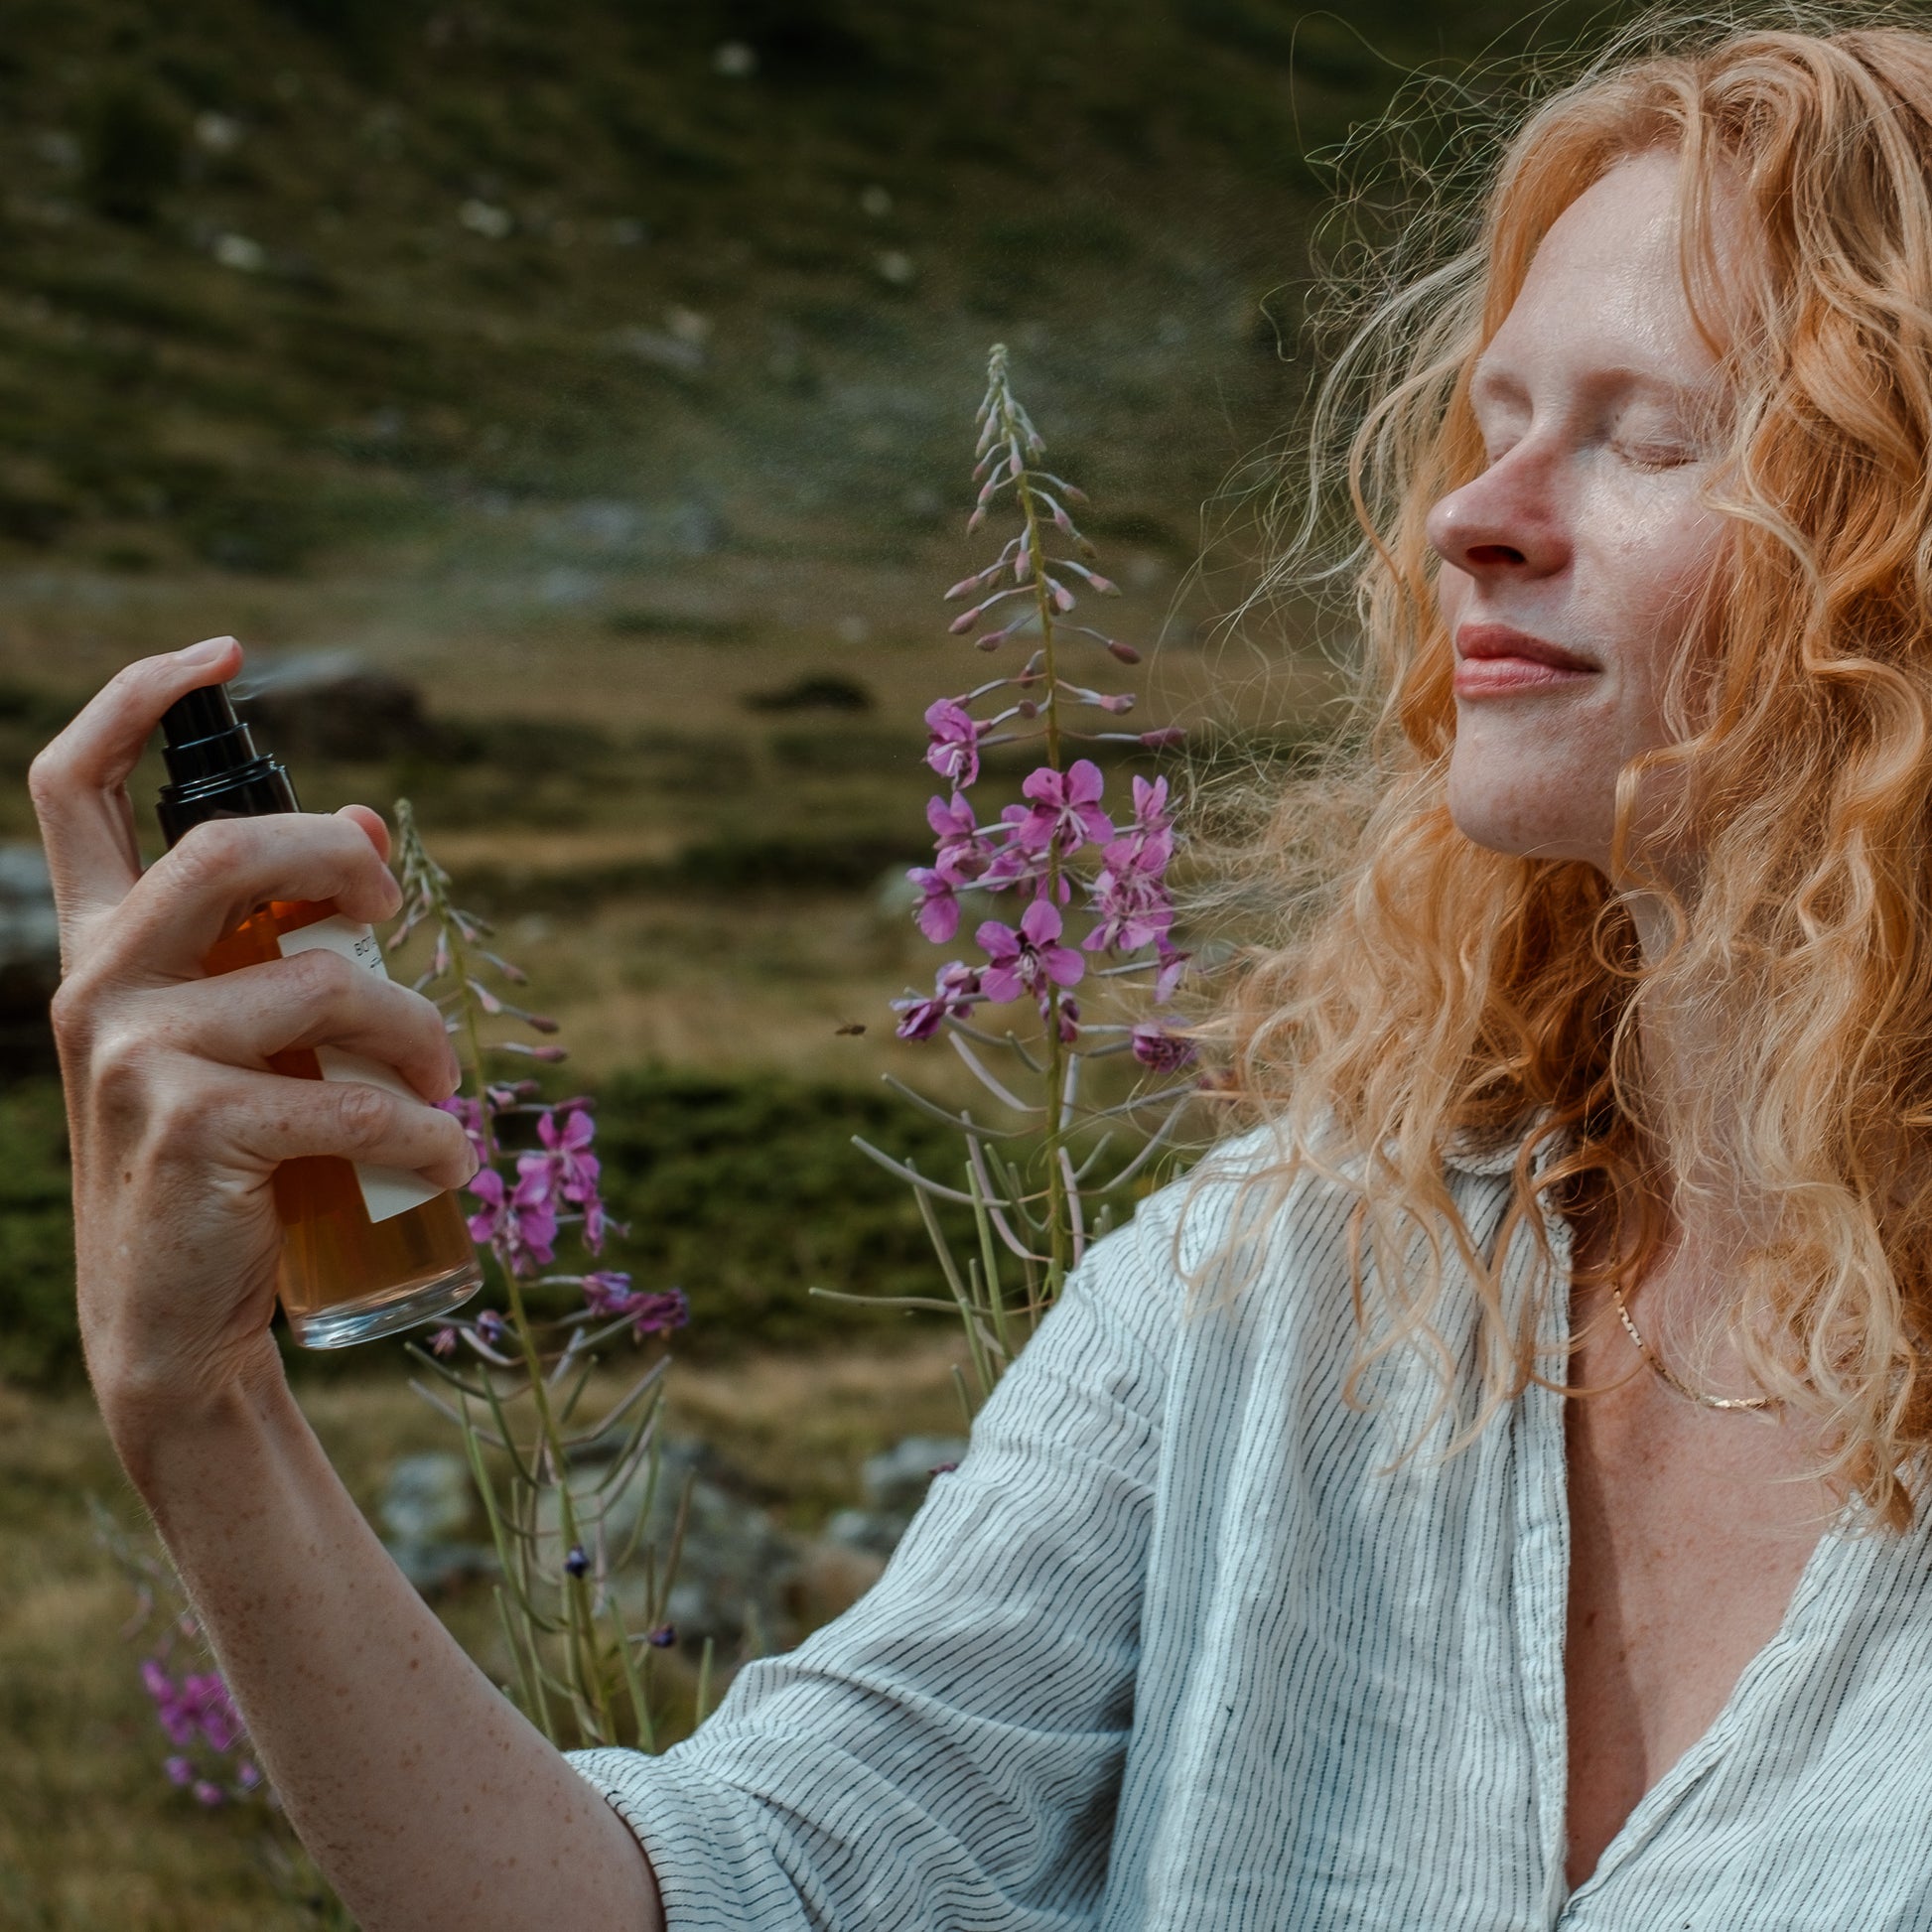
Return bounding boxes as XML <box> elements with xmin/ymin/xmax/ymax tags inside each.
<box><xmin>1425</xmin><ymin>439</ymin><xmax>1571</xmax><ymax>583</ymax></box>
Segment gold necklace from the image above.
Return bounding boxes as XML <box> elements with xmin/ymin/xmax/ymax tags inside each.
<box><xmin>1609</xmin><ymin>1283</ymin><xmax>1773</xmax><ymax>1413</ymax></box>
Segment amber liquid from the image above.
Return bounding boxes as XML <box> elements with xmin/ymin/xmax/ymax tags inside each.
<box><xmin>205</xmin><ymin>898</ymin><xmax>482</xmax><ymax>1348</ymax></box>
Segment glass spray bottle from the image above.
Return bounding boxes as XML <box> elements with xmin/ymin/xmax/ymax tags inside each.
<box><xmin>155</xmin><ymin>684</ymin><xmax>483</xmax><ymax>1347</ymax></box>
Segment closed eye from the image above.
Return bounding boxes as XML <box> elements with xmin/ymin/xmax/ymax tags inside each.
<box><xmin>1611</xmin><ymin>438</ymin><xmax>1700</xmax><ymax>470</ymax></box>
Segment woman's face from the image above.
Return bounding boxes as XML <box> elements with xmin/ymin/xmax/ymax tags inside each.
<box><xmin>1428</xmin><ymin>149</ymin><xmax>1731</xmax><ymax>877</ymax></box>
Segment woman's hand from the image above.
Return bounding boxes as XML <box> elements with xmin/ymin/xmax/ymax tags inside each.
<box><xmin>29</xmin><ymin>640</ymin><xmax>665</xmax><ymax>1932</ymax></box>
<box><xmin>29</xmin><ymin>637</ymin><xmax>477</xmax><ymax>1455</ymax></box>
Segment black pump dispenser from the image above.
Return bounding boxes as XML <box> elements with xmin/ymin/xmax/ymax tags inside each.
<box><xmin>156</xmin><ymin>684</ymin><xmax>299</xmax><ymax>848</ymax></box>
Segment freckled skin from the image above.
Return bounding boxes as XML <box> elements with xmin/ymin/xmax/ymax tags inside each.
<box><xmin>30</xmin><ymin>638</ymin><xmax>667</xmax><ymax>1929</ymax></box>
<box><xmin>1428</xmin><ymin>153</ymin><xmax>1841</xmax><ymax>1891</ymax></box>
<box><xmin>1429</xmin><ymin>151</ymin><xmax>1730</xmax><ymax>876</ymax></box>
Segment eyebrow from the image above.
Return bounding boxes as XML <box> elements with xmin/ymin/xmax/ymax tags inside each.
<box><xmin>1468</xmin><ymin>358</ymin><xmax>1713</xmax><ymax>410</ymax></box>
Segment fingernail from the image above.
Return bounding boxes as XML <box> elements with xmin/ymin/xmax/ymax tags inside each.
<box><xmin>178</xmin><ymin>635</ymin><xmax>234</xmax><ymax>665</ymax></box>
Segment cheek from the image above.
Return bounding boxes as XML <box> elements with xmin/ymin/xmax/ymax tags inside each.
<box><xmin>1595</xmin><ymin>495</ymin><xmax>1727</xmax><ymax>734</ymax></box>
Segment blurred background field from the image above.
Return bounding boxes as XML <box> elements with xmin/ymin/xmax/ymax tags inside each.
<box><xmin>0</xmin><ymin>0</ymin><xmax>1632</xmax><ymax>1921</ymax></box>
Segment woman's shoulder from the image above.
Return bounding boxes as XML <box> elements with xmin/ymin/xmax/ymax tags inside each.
<box><xmin>1067</xmin><ymin>1119</ymin><xmax>1343</xmax><ymax>1336</ymax></box>
<box><xmin>1079</xmin><ymin>1112</ymin><xmax>1532</xmax><ymax>1329</ymax></box>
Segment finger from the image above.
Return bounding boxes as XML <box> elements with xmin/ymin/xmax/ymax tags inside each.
<box><xmin>210</xmin><ymin>1066</ymin><xmax>480</xmax><ymax>1191</ymax></box>
<box><xmin>29</xmin><ymin>637</ymin><xmax>242</xmax><ymax>953</ymax></box>
<box><xmin>154</xmin><ymin>949</ymin><xmax>461</xmax><ymax>1102</ymax></box>
<box><xmin>337</xmin><ymin>803</ymin><xmax>391</xmax><ymax>868</ymax></box>
<box><xmin>96</xmin><ymin>813</ymin><xmax>404</xmax><ymax>986</ymax></box>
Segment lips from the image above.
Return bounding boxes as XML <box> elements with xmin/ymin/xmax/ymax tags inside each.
<box><xmin>1451</xmin><ymin>622</ymin><xmax>1597</xmax><ymax>697</ymax></box>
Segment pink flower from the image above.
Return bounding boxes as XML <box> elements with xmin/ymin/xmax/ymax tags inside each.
<box><xmin>1131</xmin><ymin>1021</ymin><xmax>1199</xmax><ymax>1073</ymax></box>
<box><xmin>923</xmin><ymin>699</ymin><xmax>983</xmax><ymax>787</ymax></box>
<box><xmin>894</xmin><ymin>961</ymin><xmax>984</xmax><ymax>1040</ymax></box>
<box><xmin>1098</xmin><ymin>775</ymin><xmax>1174</xmax><ymax>881</ymax></box>
<box><xmin>535</xmin><ymin>1107</ymin><xmax>599</xmax><ymax>1196</ymax></box>
<box><xmin>502</xmin><ymin>1170</ymin><xmax>558</xmax><ymax>1264</ymax></box>
<box><xmin>911</xmin><ymin>794</ymin><xmax>999</xmax><ymax>942</ymax></box>
<box><xmin>582</xmin><ymin>1192</ymin><xmax>614</xmax><ymax>1251</ymax></box>
<box><xmin>1085</xmin><ymin>863</ymin><xmax>1173</xmax><ymax>954</ymax></box>
<box><xmin>908</xmin><ymin>866</ymin><xmax>963</xmax><ymax>943</ymax></box>
<box><xmin>436</xmin><ymin>1095</ymin><xmax>488</xmax><ymax>1159</ymax></box>
<box><xmin>1129</xmin><ymin>774</ymin><xmax>1172</xmax><ymax>833</ymax></box>
<box><xmin>470</xmin><ymin>1107</ymin><xmax>609</xmax><ymax>1269</ymax></box>
<box><xmin>979</xmin><ymin>801</ymin><xmax>1045</xmax><ymax>894</ymax></box>
<box><xmin>466</xmin><ymin>1164</ymin><xmax>557</xmax><ymax>1269</ymax></box>
<box><xmin>143</xmin><ymin>1660</ymin><xmax>246</xmax><ymax>1758</ymax></box>
<box><xmin>927</xmin><ymin>792</ymin><xmax>991</xmax><ymax>882</ymax></box>
<box><xmin>977</xmin><ymin>898</ymin><xmax>1085</xmax><ymax>1008</ymax></box>
<box><xmin>466</xmin><ymin>1166</ymin><xmax>507</xmax><ymax>1244</ymax></box>
<box><xmin>1012</xmin><ymin>759</ymin><xmax>1112</xmax><ymax>857</ymax></box>
<box><xmin>583</xmin><ymin>1272</ymin><xmax>690</xmax><ymax>1341</ymax></box>
<box><xmin>1155</xmin><ymin>937</ymin><xmax>1190</xmax><ymax>1004</ymax></box>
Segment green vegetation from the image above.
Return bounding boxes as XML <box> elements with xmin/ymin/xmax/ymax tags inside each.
<box><xmin>0</xmin><ymin>0</ymin><xmax>1622</xmax><ymax>585</ymax></box>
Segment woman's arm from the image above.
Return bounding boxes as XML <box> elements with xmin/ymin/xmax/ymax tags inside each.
<box><xmin>32</xmin><ymin>638</ymin><xmax>663</xmax><ymax>1932</ymax></box>
<box><xmin>129</xmin><ymin>1366</ymin><xmax>664</xmax><ymax>1932</ymax></box>
<box><xmin>566</xmin><ymin>1177</ymin><xmax>1180</xmax><ymax>1932</ymax></box>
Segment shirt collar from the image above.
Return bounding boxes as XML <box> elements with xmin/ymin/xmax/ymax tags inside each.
<box><xmin>1441</xmin><ymin>1112</ymin><xmax>1569</xmax><ymax>1178</ymax></box>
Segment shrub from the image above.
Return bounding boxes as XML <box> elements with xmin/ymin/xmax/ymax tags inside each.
<box><xmin>590</xmin><ymin>1064</ymin><xmax>971</xmax><ymax>1354</ymax></box>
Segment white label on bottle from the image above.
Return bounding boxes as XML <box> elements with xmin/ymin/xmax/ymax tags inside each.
<box><xmin>276</xmin><ymin>913</ymin><xmax>441</xmax><ymax>1224</ymax></box>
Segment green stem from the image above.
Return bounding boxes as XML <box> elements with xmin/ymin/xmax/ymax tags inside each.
<box><xmin>1012</xmin><ymin>437</ymin><xmax>1070</xmax><ymax>1301</ymax></box>
<box><xmin>396</xmin><ymin>801</ymin><xmax>605</xmax><ymax>1745</ymax></box>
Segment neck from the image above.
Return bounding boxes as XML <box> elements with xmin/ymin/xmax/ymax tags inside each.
<box><xmin>1593</xmin><ymin>880</ymin><xmax>1751</xmax><ymax>1362</ymax></box>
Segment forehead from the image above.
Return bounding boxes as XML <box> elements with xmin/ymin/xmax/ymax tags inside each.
<box><xmin>1475</xmin><ymin>150</ymin><xmax>1724</xmax><ymax>396</ymax></box>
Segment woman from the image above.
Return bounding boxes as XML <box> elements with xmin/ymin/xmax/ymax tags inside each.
<box><xmin>32</xmin><ymin>18</ymin><xmax>1932</xmax><ymax>1928</ymax></box>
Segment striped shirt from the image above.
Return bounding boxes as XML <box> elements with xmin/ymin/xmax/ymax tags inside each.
<box><xmin>569</xmin><ymin>1125</ymin><xmax>1932</xmax><ymax>1928</ymax></box>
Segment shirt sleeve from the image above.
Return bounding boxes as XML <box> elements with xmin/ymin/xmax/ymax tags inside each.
<box><xmin>565</xmin><ymin>1186</ymin><xmax>1182</xmax><ymax>1932</ymax></box>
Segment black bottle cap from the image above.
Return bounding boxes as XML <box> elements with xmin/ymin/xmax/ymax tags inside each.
<box><xmin>156</xmin><ymin>682</ymin><xmax>300</xmax><ymax>848</ymax></box>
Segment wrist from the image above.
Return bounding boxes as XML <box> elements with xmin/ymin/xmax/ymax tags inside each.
<box><xmin>95</xmin><ymin>1332</ymin><xmax>292</xmax><ymax>1510</ymax></box>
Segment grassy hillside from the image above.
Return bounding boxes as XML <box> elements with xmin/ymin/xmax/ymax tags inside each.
<box><xmin>0</xmin><ymin>0</ymin><xmax>1608</xmax><ymax>583</ymax></box>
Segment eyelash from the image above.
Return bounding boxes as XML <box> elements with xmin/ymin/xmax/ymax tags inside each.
<box><xmin>1474</xmin><ymin>431</ymin><xmax>1696</xmax><ymax>471</ymax></box>
<box><xmin>1611</xmin><ymin>439</ymin><xmax>1697</xmax><ymax>471</ymax></box>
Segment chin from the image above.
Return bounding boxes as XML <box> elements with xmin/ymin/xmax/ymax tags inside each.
<box><xmin>1444</xmin><ymin>760</ymin><xmax>1610</xmax><ymax>870</ymax></box>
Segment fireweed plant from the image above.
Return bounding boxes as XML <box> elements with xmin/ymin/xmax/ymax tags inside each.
<box><xmin>821</xmin><ymin>345</ymin><xmax>1200</xmax><ymax>1412</ymax></box>
<box><xmin>388</xmin><ymin>800</ymin><xmax>706</xmax><ymax>1752</ymax></box>
<box><xmin>91</xmin><ymin>1497</ymin><xmax>353</xmax><ymax>1928</ymax></box>
<box><xmin>92</xmin><ymin>821</ymin><xmax>699</xmax><ymax>1915</ymax></box>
